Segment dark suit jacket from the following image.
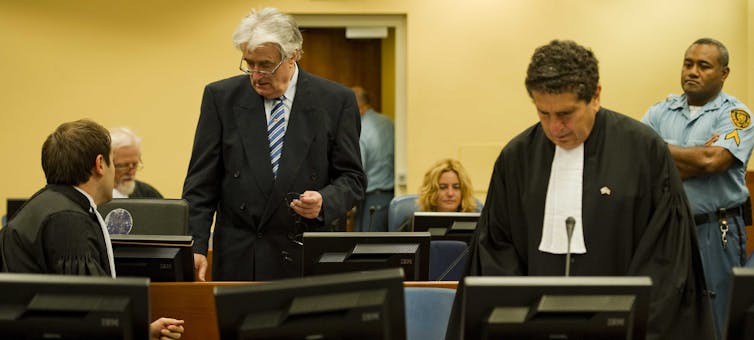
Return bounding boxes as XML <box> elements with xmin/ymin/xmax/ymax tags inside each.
<box><xmin>130</xmin><ymin>180</ymin><xmax>163</xmax><ymax>198</ymax></box>
<box><xmin>182</xmin><ymin>69</ymin><xmax>366</xmax><ymax>280</ymax></box>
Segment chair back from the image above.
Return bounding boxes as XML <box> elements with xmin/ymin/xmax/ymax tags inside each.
<box><xmin>404</xmin><ymin>287</ymin><xmax>456</xmax><ymax>340</ymax></box>
<box><xmin>429</xmin><ymin>240</ymin><xmax>469</xmax><ymax>281</ymax></box>
<box><xmin>388</xmin><ymin>194</ymin><xmax>419</xmax><ymax>232</ymax></box>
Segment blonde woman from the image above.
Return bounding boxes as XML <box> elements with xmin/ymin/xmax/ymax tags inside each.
<box><xmin>418</xmin><ymin>158</ymin><xmax>477</xmax><ymax>212</ymax></box>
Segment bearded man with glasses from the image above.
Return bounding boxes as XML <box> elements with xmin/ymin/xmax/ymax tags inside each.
<box><xmin>182</xmin><ymin>7</ymin><xmax>365</xmax><ymax>281</ymax></box>
<box><xmin>109</xmin><ymin>127</ymin><xmax>162</xmax><ymax>199</ymax></box>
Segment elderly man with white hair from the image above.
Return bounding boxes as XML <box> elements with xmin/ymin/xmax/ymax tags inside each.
<box><xmin>109</xmin><ymin>127</ymin><xmax>162</xmax><ymax>199</ymax></box>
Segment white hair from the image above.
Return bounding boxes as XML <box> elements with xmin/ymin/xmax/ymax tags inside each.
<box><xmin>109</xmin><ymin>126</ymin><xmax>142</xmax><ymax>150</ymax></box>
<box><xmin>232</xmin><ymin>7</ymin><xmax>303</xmax><ymax>61</ymax></box>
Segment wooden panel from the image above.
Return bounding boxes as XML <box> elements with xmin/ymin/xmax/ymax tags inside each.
<box><xmin>150</xmin><ymin>280</ymin><xmax>457</xmax><ymax>340</ymax></box>
<box><xmin>299</xmin><ymin>28</ymin><xmax>382</xmax><ymax>112</ymax></box>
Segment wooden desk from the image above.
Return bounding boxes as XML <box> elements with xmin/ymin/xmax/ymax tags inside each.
<box><xmin>150</xmin><ymin>281</ymin><xmax>457</xmax><ymax>340</ymax></box>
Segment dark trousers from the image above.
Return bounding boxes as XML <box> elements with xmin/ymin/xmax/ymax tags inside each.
<box><xmin>354</xmin><ymin>189</ymin><xmax>393</xmax><ymax>232</ymax></box>
<box><xmin>696</xmin><ymin>214</ymin><xmax>747</xmax><ymax>338</ymax></box>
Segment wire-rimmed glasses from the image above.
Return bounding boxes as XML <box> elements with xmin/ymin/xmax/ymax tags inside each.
<box><xmin>114</xmin><ymin>162</ymin><xmax>143</xmax><ymax>172</ymax></box>
<box><xmin>239</xmin><ymin>57</ymin><xmax>285</xmax><ymax>77</ymax></box>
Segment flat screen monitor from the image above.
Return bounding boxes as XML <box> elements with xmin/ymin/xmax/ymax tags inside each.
<box><xmin>412</xmin><ymin>211</ymin><xmax>480</xmax><ymax>242</ymax></box>
<box><xmin>0</xmin><ymin>273</ymin><xmax>150</xmax><ymax>339</ymax></box>
<box><xmin>724</xmin><ymin>267</ymin><xmax>754</xmax><ymax>339</ymax></box>
<box><xmin>302</xmin><ymin>232</ymin><xmax>430</xmax><ymax>281</ymax></box>
<box><xmin>215</xmin><ymin>267</ymin><xmax>406</xmax><ymax>339</ymax></box>
<box><xmin>6</xmin><ymin>198</ymin><xmax>27</xmax><ymax>223</ymax></box>
<box><xmin>110</xmin><ymin>234</ymin><xmax>194</xmax><ymax>282</ymax></box>
<box><xmin>461</xmin><ymin>276</ymin><xmax>652</xmax><ymax>340</ymax></box>
<box><xmin>98</xmin><ymin>198</ymin><xmax>189</xmax><ymax>235</ymax></box>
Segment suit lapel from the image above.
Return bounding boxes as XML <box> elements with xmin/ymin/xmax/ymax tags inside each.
<box><xmin>259</xmin><ymin>71</ymin><xmax>318</xmax><ymax>226</ymax></box>
<box><xmin>234</xmin><ymin>87</ymin><xmax>275</xmax><ymax>196</ymax></box>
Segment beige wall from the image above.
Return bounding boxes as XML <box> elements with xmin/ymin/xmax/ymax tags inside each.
<box><xmin>0</xmin><ymin>0</ymin><xmax>751</xmax><ymax>216</ymax></box>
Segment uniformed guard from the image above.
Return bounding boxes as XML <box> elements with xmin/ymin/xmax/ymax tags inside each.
<box><xmin>642</xmin><ymin>37</ymin><xmax>754</xmax><ymax>338</ymax></box>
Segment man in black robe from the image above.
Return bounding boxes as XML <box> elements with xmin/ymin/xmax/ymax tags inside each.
<box><xmin>448</xmin><ymin>40</ymin><xmax>715</xmax><ymax>339</ymax></box>
<box><xmin>0</xmin><ymin>119</ymin><xmax>184</xmax><ymax>340</ymax></box>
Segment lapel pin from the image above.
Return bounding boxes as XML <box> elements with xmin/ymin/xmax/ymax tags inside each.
<box><xmin>600</xmin><ymin>186</ymin><xmax>611</xmax><ymax>196</ymax></box>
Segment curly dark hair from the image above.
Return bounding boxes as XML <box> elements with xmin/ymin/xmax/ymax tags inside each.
<box><xmin>525</xmin><ymin>40</ymin><xmax>599</xmax><ymax>102</ymax></box>
<box><xmin>42</xmin><ymin>119</ymin><xmax>111</xmax><ymax>185</ymax></box>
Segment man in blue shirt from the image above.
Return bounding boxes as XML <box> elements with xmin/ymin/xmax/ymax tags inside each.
<box><xmin>352</xmin><ymin>86</ymin><xmax>395</xmax><ymax>231</ymax></box>
<box><xmin>643</xmin><ymin>38</ymin><xmax>754</xmax><ymax>337</ymax></box>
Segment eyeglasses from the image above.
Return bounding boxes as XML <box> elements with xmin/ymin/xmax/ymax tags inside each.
<box><xmin>114</xmin><ymin>162</ymin><xmax>143</xmax><ymax>171</ymax></box>
<box><xmin>239</xmin><ymin>56</ymin><xmax>286</xmax><ymax>77</ymax></box>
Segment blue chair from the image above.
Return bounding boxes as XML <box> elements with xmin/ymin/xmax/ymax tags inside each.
<box><xmin>388</xmin><ymin>194</ymin><xmax>419</xmax><ymax>232</ymax></box>
<box><xmin>430</xmin><ymin>240</ymin><xmax>469</xmax><ymax>281</ymax></box>
<box><xmin>388</xmin><ymin>194</ymin><xmax>485</xmax><ymax>232</ymax></box>
<box><xmin>404</xmin><ymin>287</ymin><xmax>456</xmax><ymax>340</ymax></box>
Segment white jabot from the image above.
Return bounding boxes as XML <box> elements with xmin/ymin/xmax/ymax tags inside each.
<box><xmin>73</xmin><ymin>187</ymin><xmax>117</xmax><ymax>278</ymax></box>
<box><xmin>538</xmin><ymin>144</ymin><xmax>587</xmax><ymax>254</ymax></box>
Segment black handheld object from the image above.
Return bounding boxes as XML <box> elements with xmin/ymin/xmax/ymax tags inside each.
<box><xmin>565</xmin><ymin>216</ymin><xmax>575</xmax><ymax>276</ymax></box>
<box><xmin>368</xmin><ymin>206</ymin><xmax>376</xmax><ymax>231</ymax></box>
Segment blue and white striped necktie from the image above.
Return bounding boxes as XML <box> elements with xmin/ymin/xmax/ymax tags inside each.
<box><xmin>268</xmin><ymin>97</ymin><xmax>286</xmax><ymax>177</ymax></box>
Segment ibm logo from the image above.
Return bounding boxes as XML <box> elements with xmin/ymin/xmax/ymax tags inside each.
<box><xmin>101</xmin><ymin>318</ymin><xmax>120</xmax><ymax>327</ymax></box>
<box><xmin>400</xmin><ymin>259</ymin><xmax>413</xmax><ymax>265</ymax></box>
<box><xmin>606</xmin><ymin>318</ymin><xmax>625</xmax><ymax>327</ymax></box>
<box><xmin>361</xmin><ymin>312</ymin><xmax>381</xmax><ymax>322</ymax></box>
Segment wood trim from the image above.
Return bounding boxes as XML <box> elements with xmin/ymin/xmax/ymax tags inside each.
<box><xmin>150</xmin><ymin>280</ymin><xmax>456</xmax><ymax>340</ymax></box>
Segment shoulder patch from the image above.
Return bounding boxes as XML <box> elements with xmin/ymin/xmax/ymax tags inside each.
<box><xmin>730</xmin><ymin>109</ymin><xmax>751</xmax><ymax>129</ymax></box>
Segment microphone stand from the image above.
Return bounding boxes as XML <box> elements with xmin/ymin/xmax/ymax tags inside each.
<box><xmin>368</xmin><ymin>206</ymin><xmax>376</xmax><ymax>232</ymax></box>
<box><xmin>565</xmin><ymin>216</ymin><xmax>575</xmax><ymax>276</ymax></box>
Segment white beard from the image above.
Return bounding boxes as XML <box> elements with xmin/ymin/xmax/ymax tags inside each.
<box><xmin>116</xmin><ymin>180</ymin><xmax>136</xmax><ymax>196</ymax></box>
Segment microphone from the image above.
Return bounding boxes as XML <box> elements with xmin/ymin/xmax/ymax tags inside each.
<box><xmin>565</xmin><ymin>216</ymin><xmax>575</xmax><ymax>276</ymax></box>
<box><xmin>368</xmin><ymin>206</ymin><xmax>376</xmax><ymax>232</ymax></box>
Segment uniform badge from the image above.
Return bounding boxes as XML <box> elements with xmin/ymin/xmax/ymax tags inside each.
<box><xmin>600</xmin><ymin>186</ymin><xmax>611</xmax><ymax>196</ymax></box>
<box><xmin>730</xmin><ymin>109</ymin><xmax>751</xmax><ymax>129</ymax></box>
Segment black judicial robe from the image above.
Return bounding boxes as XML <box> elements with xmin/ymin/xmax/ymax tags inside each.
<box><xmin>130</xmin><ymin>180</ymin><xmax>163</xmax><ymax>198</ymax></box>
<box><xmin>449</xmin><ymin>108</ymin><xmax>715</xmax><ymax>339</ymax></box>
<box><xmin>0</xmin><ymin>185</ymin><xmax>111</xmax><ymax>277</ymax></box>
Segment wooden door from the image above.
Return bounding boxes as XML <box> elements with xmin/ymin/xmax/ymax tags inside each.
<box><xmin>299</xmin><ymin>28</ymin><xmax>382</xmax><ymax>112</ymax></box>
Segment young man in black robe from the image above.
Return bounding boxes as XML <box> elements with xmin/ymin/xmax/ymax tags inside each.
<box><xmin>0</xmin><ymin>119</ymin><xmax>184</xmax><ymax>340</ymax></box>
<box><xmin>448</xmin><ymin>40</ymin><xmax>715</xmax><ymax>339</ymax></box>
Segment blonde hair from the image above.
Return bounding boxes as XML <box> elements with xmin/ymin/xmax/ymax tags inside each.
<box><xmin>418</xmin><ymin>158</ymin><xmax>476</xmax><ymax>212</ymax></box>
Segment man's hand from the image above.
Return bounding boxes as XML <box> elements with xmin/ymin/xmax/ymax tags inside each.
<box><xmin>193</xmin><ymin>253</ymin><xmax>208</xmax><ymax>282</ymax></box>
<box><xmin>290</xmin><ymin>191</ymin><xmax>323</xmax><ymax>219</ymax></box>
<box><xmin>150</xmin><ymin>317</ymin><xmax>185</xmax><ymax>340</ymax></box>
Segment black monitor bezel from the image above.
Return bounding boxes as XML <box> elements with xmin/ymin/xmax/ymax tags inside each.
<box><xmin>411</xmin><ymin>211</ymin><xmax>480</xmax><ymax>243</ymax></box>
<box><xmin>302</xmin><ymin>232</ymin><xmax>431</xmax><ymax>281</ymax></box>
<box><xmin>110</xmin><ymin>234</ymin><xmax>194</xmax><ymax>282</ymax></box>
<box><xmin>725</xmin><ymin>267</ymin><xmax>754</xmax><ymax>339</ymax></box>
<box><xmin>461</xmin><ymin>276</ymin><xmax>652</xmax><ymax>340</ymax></box>
<box><xmin>0</xmin><ymin>273</ymin><xmax>150</xmax><ymax>339</ymax></box>
<box><xmin>215</xmin><ymin>267</ymin><xmax>407</xmax><ymax>340</ymax></box>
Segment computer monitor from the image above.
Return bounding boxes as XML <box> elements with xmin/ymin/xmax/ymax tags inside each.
<box><xmin>302</xmin><ymin>232</ymin><xmax>430</xmax><ymax>281</ymax></box>
<box><xmin>110</xmin><ymin>234</ymin><xmax>195</xmax><ymax>282</ymax></box>
<box><xmin>215</xmin><ymin>267</ymin><xmax>406</xmax><ymax>339</ymax></box>
<box><xmin>0</xmin><ymin>273</ymin><xmax>150</xmax><ymax>339</ymax></box>
<box><xmin>412</xmin><ymin>211</ymin><xmax>480</xmax><ymax>242</ymax></box>
<box><xmin>461</xmin><ymin>276</ymin><xmax>652</xmax><ymax>340</ymax></box>
<box><xmin>724</xmin><ymin>267</ymin><xmax>754</xmax><ymax>339</ymax></box>
<box><xmin>98</xmin><ymin>198</ymin><xmax>189</xmax><ymax>235</ymax></box>
<box><xmin>6</xmin><ymin>198</ymin><xmax>27</xmax><ymax>222</ymax></box>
